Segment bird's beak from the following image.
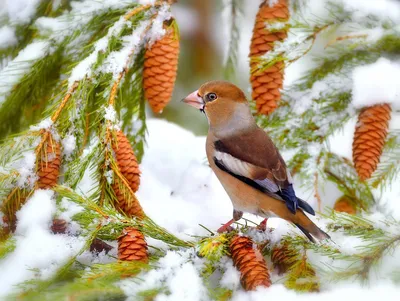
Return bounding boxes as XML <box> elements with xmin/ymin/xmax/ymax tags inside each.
<box><xmin>182</xmin><ymin>90</ymin><xmax>204</xmax><ymax>111</ymax></box>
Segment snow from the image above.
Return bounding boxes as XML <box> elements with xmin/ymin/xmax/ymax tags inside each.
<box><xmin>102</xmin><ymin>20</ymin><xmax>150</xmax><ymax>78</ymax></box>
<box><xmin>0</xmin><ymin>40</ymin><xmax>50</xmax><ymax>104</ymax></box>
<box><xmin>121</xmin><ymin>249</ymin><xmax>208</xmax><ymax>301</ymax></box>
<box><xmin>12</xmin><ymin>150</ymin><xmax>37</xmax><ymax>188</ymax></box>
<box><xmin>0</xmin><ymin>190</ymin><xmax>85</xmax><ymax>298</ymax></box>
<box><xmin>341</xmin><ymin>0</ymin><xmax>400</xmax><ymax>23</ymax></box>
<box><xmin>29</xmin><ymin>117</ymin><xmax>53</xmax><ymax>131</ymax></box>
<box><xmin>61</xmin><ymin>134</ymin><xmax>77</xmax><ymax>159</ymax></box>
<box><xmin>0</xmin><ymin>26</ymin><xmax>17</xmax><ymax>49</ymax></box>
<box><xmin>352</xmin><ymin>58</ymin><xmax>400</xmax><ymax>109</ymax></box>
<box><xmin>0</xmin><ymin>0</ymin><xmax>41</xmax><ymax>24</ymax></box>
<box><xmin>68</xmin><ymin>17</ymin><xmax>129</xmax><ymax>86</ymax></box>
<box><xmin>147</xmin><ymin>3</ymin><xmax>172</xmax><ymax>46</ymax></box>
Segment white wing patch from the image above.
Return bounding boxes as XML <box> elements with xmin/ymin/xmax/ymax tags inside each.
<box><xmin>214</xmin><ymin>150</ymin><xmax>280</xmax><ymax>193</ymax></box>
<box><xmin>214</xmin><ymin>151</ymin><xmax>253</xmax><ymax>178</ymax></box>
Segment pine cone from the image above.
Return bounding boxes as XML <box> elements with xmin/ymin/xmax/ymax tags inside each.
<box><xmin>249</xmin><ymin>0</ymin><xmax>289</xmax><ymax>115</ymax></box>
<box><xmin>1</xmin><ymin>188</ymin><xmax>29</xmax><ymax>233</ymax></box>
<box><xmin>51</xmin><ymin>218</ymin><xmax>68</xmax><ymax>234</ymax></box>
<box><xmin>112</xmin><ymin>131</ymin><xmax>140</xmax><ymax>193</ymax></box>
<box><xmin>352</xmin><ymin>103</ymin><xmax>391</xmax><ymax>180</ymax></box>
<box><xmin>112</xmin><ymin>177</ymin><xmax>145</xmax><ymax>219</ymax></box>
<box><xmin>333</xmin><ymin>195</ymin><xmax>356</xmax><ymax>215</ymax></box>
<box><xmin>37</xmin><ymin>134</ymin><xmax>61</xmax><ymax>189</ymax></box>
<box><xmin>230</xmin><ymin>235</ymin><xmax>271</xmax><ymax>291</ymax></box>
<box><xmin>143</xmin><ymin>19</ymin><xmax>179</xmax><ymax>114</ymax></box>
<box><xmin>271</xmin><ymin>242</ymin><xmax>297</xmax><ymax>275</ymax></box>
<box><xmin>90</xmin><ymin>238</ymin><xmax>113</xmax><ymax>254</ymax></box>
<box><xmin>118</xmin><ymin>227</ymin><xmax>148</xmax><ymax>263</ymax></box>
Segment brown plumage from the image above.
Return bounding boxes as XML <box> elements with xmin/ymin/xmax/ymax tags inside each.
<box><xmin>183</xmin><ymin>81</ymin><xmax>329</xmax><ymax>242</ymax></box>
<box><xmin>352</xmin><ymin>103</ymin><xmax>391</xmax><ymax>180</ymax></box>
<box><xmin>249</xmin><ymin>0</ymin><xmax>289</xmax><ymax>115</ymax></box>
<box><xmin>230</xmin><ymin>235</ymin><xmax>271</xmax><ymax>290</ymax></box>
<box><xmin>37</xmin><ymin>134</ymin><xmax>61</xmax><ymax>189</ymax></box>
<box><xmin>143</xmin><ymin>19</ymin><xmax>179</xmax><ymax>114</ymax></box>
<box><xmin>118</xmin><ymin>227</ymin><xmax>148</xmax><ymax>262</ymax></box>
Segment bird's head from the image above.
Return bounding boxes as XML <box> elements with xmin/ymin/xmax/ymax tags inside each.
<box><xmin>182</xmin><ymin>81</ymin><xmax>255</xmax><ymax>136</ymax></box>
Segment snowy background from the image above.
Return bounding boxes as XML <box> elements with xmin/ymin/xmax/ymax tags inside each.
<box><xmin>1</xmin><ymin>0</ymin><xmax>400</xmax><ymax>300</ymax></box>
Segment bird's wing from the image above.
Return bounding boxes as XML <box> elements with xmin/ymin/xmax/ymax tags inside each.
<box><xmin>213</xmin><ymin>127</ymin><xmax>314</xmax><ymax>215</ymax></box>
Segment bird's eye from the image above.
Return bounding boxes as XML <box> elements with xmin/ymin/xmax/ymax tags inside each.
<box><xmin>206</xmin><ymin>93</ymin><xmax>217</xmax><ymax>102</ymax></box>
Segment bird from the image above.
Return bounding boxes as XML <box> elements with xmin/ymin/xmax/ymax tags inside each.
<box><xmin>182</xmin><ymin>80</ymin><xmax>329</xmax><ymax>242</ymax></box>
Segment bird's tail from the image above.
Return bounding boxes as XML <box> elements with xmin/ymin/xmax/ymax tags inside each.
<box><xmin>293</xmin><ymin>212</ymin><xmax>330</xmax><ymax>243</ymax></box>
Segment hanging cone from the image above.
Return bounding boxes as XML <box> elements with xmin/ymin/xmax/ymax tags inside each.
<box><xmin>1</xmin><ymin>188</ymin><xmax>29</xmax><ymax>233</ymax></box>
<box><xmin>333</xmin><ymin>195</ymin><xmax>356</xmax><ymax>215</ymax></box>
<box><xmin>230</xmin><ymin>235</ymin><xmax>271</xmax><ymax>291</ymax></box>
<box><xmin>249</xmin><ymin>0</ymin><xmax>289</xmax><ymax>115</ymax></box>
<box><xmin>51</xmin><ymin>218</ymin><xmax>68</xmax><ymax>234</ymax></box>
<box><xmin>112</xmin><ymin>131</ymin><xmax>140</xmax><ymax>193</ymax></box>
<box><xmin>143</xmin><ymin>18</ymin><xmax>179</xmax><ymax>114</ymax></box>
<box><xmin>271</xmin><ymin>242</ymin><xmax>298</xmax><ymax>275</ymax></box>
<box><xmin>37</xmin><ymin>133</ymin><xmax>62</xmax><ymax>189</ymax></box>
<box><xmin>118</xmin><ymin>227</ymin><xmax>148</xmax><ymax>263</ymax></box>
<box><xmin>352</xmin><ymin>103</ymin><xmax>391</xmax><ymax>180</ymax></box>
<box><xmin>112</xmin><ymin>177</ymin><xmax>145</xmax><ymax>219</ymax></box>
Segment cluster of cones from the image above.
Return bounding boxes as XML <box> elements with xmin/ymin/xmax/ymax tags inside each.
<box><xmin>228</xmin><ymin>234</ymin><xmax>318</xmax><ymax>291</ymax></box>
<box><xmin>110</xmin><ymin>130</ymin><xmax>149</xmax><ymax>263</ymax></box>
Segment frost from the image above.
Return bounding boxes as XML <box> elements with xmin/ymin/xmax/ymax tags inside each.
<box><xmin>352</xmin><ymin>58</ymin><xmax>400</xmax><ymax>109</ymax></box>
<box><xmin>0</xmin><ymin>26</ymin><xmax>17</xmax><ymax>49</ymax></box>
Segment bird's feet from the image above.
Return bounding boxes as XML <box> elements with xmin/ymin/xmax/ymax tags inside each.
<box><xmin>256</xmin><ymin>218</ymin><xmax>268</xmax><ymax>232</ymax></box>
<box><xmin>217</xmin><ymin>219</ymin><xmax>235</xmax><ymax>233</ymax></box>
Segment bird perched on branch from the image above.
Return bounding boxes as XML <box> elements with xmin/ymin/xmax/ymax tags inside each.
<box><xmin>183</xmin><ymin>81</ymin><xmax>329</xmax><ymax>242</ymax></box>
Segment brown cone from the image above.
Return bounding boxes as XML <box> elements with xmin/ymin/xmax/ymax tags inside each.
<box><xmin>51</xmin><ymin>218</ymin><xmax>68</xmax><ymax>234</ymax></box>
<box><xmin>1</xmin><ymin>188</ymin><xmax>29</xmax><ymax>233</ymax></box>
<box><xmin>112</xmin><ymin>177</ymin><xmax>145</xmax><ymax>219</ymax></box>
<box><xmin>118</xmin><ymin>227</ymin><xmax>148</xmax><ymax>263</ymax></box>
<box><xmin>230</xmin><ymin>235</ymin><xmax>271</xmax><ymax>291</ymax></box>
<box><xmin>249</xmin><ymin>0</ymin><xmax>289</xmax><ymax>115</ymax></box>
<box><xmin>143</xmin><ymin>19</ymin><xmax>179</xmax><ymax>114</ymax></box>
<box><xmin>333</xmin><ymin>195</ymin><xmax>356</xmax><ymax>215</ymax></box>
<box><xmin>37</xmin><ymin>134</ymin><xmax>61</xmax><ymax>189</ymax></box>
<box><xmin>111</xmin><ymin>130</ymin><xmax>144</xmax><ymax>218</ymax></box>
<box><xmin>90</xmin><ymin>238</ymin><xmax>113</xmax><ymax>254</ymax></box>
<box><xmin>271</xmin><ymin>242</ymin><xmax>297</xmax><ymax>275</ymax></box>
<box><xmin>112</xmin><ymin>131</ymin><xmax>140</xmax><ymax>193</ymax></box>
<box><xmin>352</xmin><ymin>103</ymin><xmax>391</xmax><ymax>180</ymax></box>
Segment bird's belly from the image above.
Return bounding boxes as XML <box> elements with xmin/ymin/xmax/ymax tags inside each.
<box><xmin>212</xmin><ymin>165</ymin><xmax>262</xmax><ymax>214</ymax></box>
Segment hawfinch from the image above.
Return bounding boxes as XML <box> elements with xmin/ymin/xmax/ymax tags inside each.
<box><xmin>183</xmin><ymin>81</ymin><xmax>329</xmax><ymax>242</ymax></box>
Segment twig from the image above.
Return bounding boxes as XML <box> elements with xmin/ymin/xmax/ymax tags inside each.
<box><xmin>325</xmin><ymin>33</ymin><xmax>368</xmax><ymax>49</ymax></box>
<box><xmin>124</xmin><ymin>1</ymin><xmax>164</xmax><ymax>20</ymax></box>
